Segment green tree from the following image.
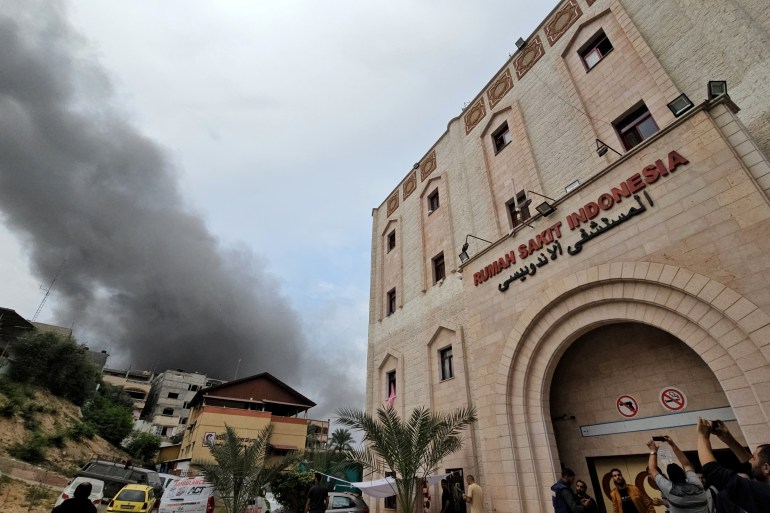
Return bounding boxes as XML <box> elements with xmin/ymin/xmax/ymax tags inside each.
<box><xmin>336</xmin><ymin>406</ymin><xmax>477</xmax><ymax>513</ymax></box>
<box><xmin>270</xmin><ymin>469</ymin><xmax>314</xmax><ymax>513</ymax></box>
<box><xmin>328</xmin><ymin>428</ymin><xmax>354</xmax><ymax>453</ymax></box>
<box><xmin>8</xmin><ymin>331</ymin><xmax>100</xmax><ymax>405</ymax></box>
<box><xmin>196</xmin><ymin>424</ymin><xmax>299</xmax><ymax>513</ymax></box>
<box><xmin>125</xmin><ymin>431</ymin><xmax>162</xmax><ymax>464</ymax></box>
<box><xmin>82</xmin><ymin>387</ymin><xmax>134</xmax><ymax>446</ymax></box>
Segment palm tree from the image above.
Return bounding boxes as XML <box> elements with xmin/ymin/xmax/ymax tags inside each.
<box><xmin>329</xmin><ymin>428</ymin><xmax>354</xmax><ymax>453</ymax></box>
<box><xmin>196</xmin><ymin>424</ymin><xmax>299</xmax><ymax>513</ymax></box>
<box><xmin>335</xmin><ymin>406</ymin><xmax>477</xmax><ymax>513</ymax></box>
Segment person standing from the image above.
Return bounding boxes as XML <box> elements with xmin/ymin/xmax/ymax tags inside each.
<box><xmin>551</xmin><ymin>468</ymin><xmax>590</xmax><ymax>513</ymax></box>
<box><xmin>440</xmin><ymin>479</ymin><xmax>454</xmax><ymax>513</ymax></box>
<box><xmin>696</xmin><ymin>418</ymin><xmax>770</xmax><ymax>513</ymax></box>
<box><xmin>647</xmin><ymin>436</ymin><xmax>709</xmax><ymax>513</ymax></box>
<box><xmin>52</xmin><ymin>482</ymin><xmax>97</xmax><ymax>513</ymax></box>
<box><xmin>575</xmin><ymin>479</ymin><xmax>599</xmax><ymax>513</ymax></box>
<box><xmin>609</xmin><ymin>468</ymin><xmax>655</xmax><ymax>513</ymax></box>
<box><xmin>463</xmin><ymin>475</ymin><xmax>483</xmax><ymax>513</ymax></box>
<box><xmin>305</xmin><ymin>473</ymin><xmax>329</xmax><ymax>513</ymax></box>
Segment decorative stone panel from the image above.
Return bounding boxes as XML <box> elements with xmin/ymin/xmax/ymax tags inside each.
<box><xmin>463</xmin><ymin>98</ymin><xmax>487</xmax><ymax>134</ymax></box>
<box><xmin>487</xmin><ymin>68</ymin><xmax>514</xmax><ymax>108</ymax></box>
<box><xmin>420</xmin><ymin>151</ymin><xmax>437</xmax><ymax>182</ymax></box>
<box><xmin>403</xmin><ymin>171</ymin><xmax>417</xmax><ymax>200</ymax></box>
<box><xmin>545</xmin><ymin>0</ymin><xmax>583</xmax><ymax>46</ymax></box>
<box><xmin>387</xmin><ymin>192</ymin><xmax>399</xmax><ymax>216</ymax></box>
<box><xmin>586</xmin><ymin>0</ymin><xmax>597</xmax><ymax>6</ymax></box>
<box><xmin>513</xmin><ymin>35</ymin><xmax>545</xmax><ymax>79</ymax></box>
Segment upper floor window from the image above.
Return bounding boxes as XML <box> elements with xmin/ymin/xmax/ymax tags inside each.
<box><xmin>615</xmin><ymin>103</ymin><xmax>659</xmax><ymax>150</ymax></box>
<box><xmin>580</xmin><ymin>29</ymin><xmax>613</xmax><ymax>70</ymax></box>
<box><xmin>387</xmin><ymin>230</ymin><xmax>396</xmax><ymax>252</ymax></box>
<box><xmin>428</xmin><ymin>189</ymin><xmax>440</xmax><ymax>213</ymax></box>
<box><xmin>507</xmin><ymin>191</ymin><xmax>531</xmax><ymax>228</ymax></box>
<box><xmin>386</xmin><ymin>288</ymin><xmax>397</xmax><ymax>316</ymax></box>
<box><xmin>162</xmin><ymin>407</ymin><xmax>174</xmax><ymax>416</ymax></box>
<box><xmin>168</xmin><ymin>392</ymin><xmax>179</xmax><ymax>399</ymax></box>
<box><xmin>386</xmin><ymin>371</ymin><xmax>396</xmax><ymax>399</ymax></box>
<box><xmin>439</xmin><ymin>346</ymin><xmax>454</xmax><ymax>380</ymax></box>
<box><xmin>432</xmin><ymin>253</ymin><xmax>445</xmax><ymax>284</ymax></box>
<box><xmin>492</xmin><ymin>122</ymin><xmax>512</xmax><ymax>153</ymax></box>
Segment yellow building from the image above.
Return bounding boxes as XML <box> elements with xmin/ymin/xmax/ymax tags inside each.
<box><xmin>170</xmin><ymin>373</ymin><xmax>315</xmax><ymax>470</ymax></box>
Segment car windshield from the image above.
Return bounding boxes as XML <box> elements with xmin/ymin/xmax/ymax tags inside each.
<box><xmin>116</xmin><ymin>489</ymin><xmax>146</xmax><ymax>502</ymax></box>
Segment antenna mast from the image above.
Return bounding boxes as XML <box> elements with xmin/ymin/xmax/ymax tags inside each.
<box><xmin>32</xmin><ymin>258</ymin><xmax>67</xmax><ymax>322</ymax></box>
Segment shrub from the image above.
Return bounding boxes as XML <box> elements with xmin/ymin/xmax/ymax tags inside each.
<box><xmin>9</xmin><ymin>433</ymin><xmax>48</xmax><ymax>463</ymax></box>
<box><xmin>82</xmin><ymin>390</ymin><xmax>133</xmax><ymax>446</ymax></box>
<box><xmin>48</xmin><ymin>432</ymin><xmax>67</xmax><ymax>449</ymax></box>
<box><xmin>66</xmin><ymin>421</ymin><xmax>96</xmax><ymax>441</ymax></box>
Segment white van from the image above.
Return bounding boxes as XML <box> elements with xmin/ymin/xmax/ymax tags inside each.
<box><xmin>159</xmin><ymin>473</ymin><xmax>179</xmax><ymax>491</ymax></box>
<box><xmin>158</xmin><ymin>477</ymin><xmax>268</xmax><ymax>513</ymax></box>
<box><xmin>158</xmin><ymin>477</ymin><xmax>219</xmax><ymax>513</ymax></box>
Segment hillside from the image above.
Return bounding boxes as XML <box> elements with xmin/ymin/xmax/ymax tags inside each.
<box><xmin>0</xmin><ymin>384</ymin><xmax>129</xmax><ymax>512</ymax></box>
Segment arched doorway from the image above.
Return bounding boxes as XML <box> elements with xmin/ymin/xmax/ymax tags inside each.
<box><xmin>549</xmin><ymin>322</ymin><xmax>744</xmax><ymax>512</ymax></box>
<box><xmin>482</xmin><ymin>263</ymin><xmax>770</xmax><ymax>513</ymax></box>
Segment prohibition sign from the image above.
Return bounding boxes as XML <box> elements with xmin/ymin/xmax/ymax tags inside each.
<box><xmin>616</xmin><ymin>395</ymin><xmax>639</xmax><ymax>418</ymax></box>
<box><xmin>660</xmin><ymin>387</ymin><xmax>687</xmax><ymax>411</ymax></box>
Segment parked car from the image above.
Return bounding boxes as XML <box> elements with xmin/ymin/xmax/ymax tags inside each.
<box><xmin>326</xmin><ymin>492</ymin><xmax>369</xmax><ymax>513</ymax></box>
<box><xmin>107</xmin><ymin>484</ymin><xmax>157</xmax><ymax>513</ymax></box>
<box><xmin>53</xmin><ymin>477</ymin><xmax>105</xmax><ymax>507</ymax></box>
<box><xmin>77</xmin><ymin>459</ymin><xmax>164</xmax><ymax>501</ymax></box>
<box><xmin>159</xmin><ymin>473</ymin><xmax>178</xmax><ymax>490</ymax></box>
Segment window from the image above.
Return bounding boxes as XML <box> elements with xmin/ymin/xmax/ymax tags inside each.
<box><xmin>168</xmin><ymin>392</ymin><xmax>179</xmax><ymax>399</ymax></box>
<box><xmin>181</xmin><ymin>417</ymin><xmax>188</xmax><ymax>425</ymax></box>
<box><xmin>386</xmin><ymin>288</ymin><xmax>397</xmax><ymax>316</ymax></box>
<box><xmin>386</xmin><ymin>371</ymin><xmax>396</xmax><ymax>400</ymax></box>
<box><xmin>615</xmin><ymin>103</ymin><xmax>659</xmax><ymax>150</ymax></box>
<box><xmin>387</xmin><ymin>230</ymin><xmax>396</xmax><ymax>252</ymax></box>
<box><xmin>432</xmin><ymin>252</ymin><xmax>445</xmax><ymax>284</ymax></box>
<box><xmin>188</xmin><ymin>384</ymin><xmax>200</xmax><ymax>391</ymax></box>
<box><xmin>580</xmin><ymin>29</ymin><xmax>613</xmax><ymax>70</ymax></box>
<box><xmin>439</xmin><ymin>346</ymin><xmax>454</xmax><ymax>380</ymax></box>
<box><xmin>507</xmin><ymin>191</ymin><xmax>531</xmax><ymax>228</ymax></box>
<box><xmin>183</xmin><ymin>401</ymin><xmax>189</xmax><ymax>409</ymax></box>
<box><xmin>384</xmin><ymin>471</ymin><xmax>396</xmax><ymax>509</ymax></box>
<box><xmin>492</xmin><ymin>122</ymin><xmax>512</xmax><ymax>153</ymax></box>
<box><xmin>331</xmin><ymin>496</ymin><xmax>356</xmax><ymax>509</ymax></box>
<box><xmin>162</xmin><ymin>407</ymin><xmax>174</xmax><ymax>416</ymax></box>
<box><xmin>428</xmin><ymin>189</ymin><xmax>440</xmax><ymax>213</ymax></box>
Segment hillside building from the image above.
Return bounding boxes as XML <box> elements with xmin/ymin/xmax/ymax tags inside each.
<box><xmin>101</xmin><ymin>368</ymin><xmax>154</xmax><ymax>420</ymax></box>
<box><xmin>141</xmin><ymin>370</ymin><xmax>207</xmax><ymax>438</ymax></box>
<box><xmin>367</xmin><ymin>1</ymin><xmax>770</xmax><ymax>512</ymax></box>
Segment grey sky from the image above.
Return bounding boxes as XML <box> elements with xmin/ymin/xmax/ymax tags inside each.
<box><xmin>0</xmin><ymin>0</ymin><xmax>555</xmax><ymax>421</ymax></box>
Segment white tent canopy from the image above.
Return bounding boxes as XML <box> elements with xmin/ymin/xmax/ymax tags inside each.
<box><xmin>350</xmin><ymin>473</ymin><xmax>451</xmax><ymax>498</ymax></box>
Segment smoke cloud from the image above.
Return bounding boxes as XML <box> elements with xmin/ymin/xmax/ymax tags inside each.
<box><xmin>0</xmin><ymin>2</ymin><xmax>346</xmax><ymax>411</ymax></box>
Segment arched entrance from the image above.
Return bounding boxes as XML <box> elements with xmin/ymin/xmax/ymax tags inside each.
<box><xmin>482</xmin><ymin>263</ymin><xmax>770</xmax><ymax>513</ymax></box>
<box><xmin>549</xmin><ymin>322</ymin><xmax>743</xmax><ymax>512</ymax></box>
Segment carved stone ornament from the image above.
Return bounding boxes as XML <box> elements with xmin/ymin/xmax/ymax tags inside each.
<box><xmin>464</xmin><ymin>98</ymin><xmax>487</xmax><ymax>135</ymax></box>
<box><xmin>513</xmin><ymin>35</ymin><xmax>545</xmax><ymax>79</ymax></box>
<box><xmin>487</xmin><ymin>68</ymin><xmax>514</xmax><ymax>108</ymax></box>
<box><xmin>403</xmin><ymin>172</ymin><xmax>417</xmax><ymax>199</ymax></box>
<box><xmin>544</xmin><ymin>0</ymin><xmax>583</xmax><ymax>46</ymax></box>
<box><xmin>420</xmin><ymin>151</ymin><xmax>437</xmax><ymax>182</ymax></box>
<box><xmin>387</xmin><ymin>192</ymin><xmax>399</xmax><ymax>216</ymax></box>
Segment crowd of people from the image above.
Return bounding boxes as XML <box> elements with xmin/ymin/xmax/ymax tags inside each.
<box><xmin>551</xmin><ymin>419</ymin><xmax>769</xmax><ymax>513</ymax></box>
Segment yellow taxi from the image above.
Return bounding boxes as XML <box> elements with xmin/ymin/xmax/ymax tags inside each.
<box><xmin>107</xmin><ymin>484</ymin><xmax>157</xmax><ymax>512</ymax></box>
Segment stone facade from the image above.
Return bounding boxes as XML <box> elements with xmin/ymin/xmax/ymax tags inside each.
<box><xmin>367</xmin><ymin>1</ymin><xmax>770</xmax><ymax>512</ymax></box>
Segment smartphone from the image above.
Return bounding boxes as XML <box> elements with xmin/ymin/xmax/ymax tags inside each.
<box><xmin>652</xmin><ymin>436</ymin><xmax>667</xmax><ymax>442</ymax></box>
<box><xmin>710</xmin><ymin>420</ymin><xmax>722</xmax><ymax>433</ymax></box>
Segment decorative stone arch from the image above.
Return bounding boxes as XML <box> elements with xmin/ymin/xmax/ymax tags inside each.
<box><xmin>485</xmin><ymin>262</ymin><xmax>770</xmax><ymax>512</ymax></box>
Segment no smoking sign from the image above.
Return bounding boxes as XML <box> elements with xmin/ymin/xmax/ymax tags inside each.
<box><xmin>660</xmin><ymin>387</ymin><xmax>687</xmax><ymax>412</ymax></box>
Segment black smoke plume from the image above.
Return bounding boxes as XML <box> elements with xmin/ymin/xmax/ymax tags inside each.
<box><xmin>0</xmin><ymin>3</ymin><xmax>339</xmax><ymax>408</ymax></box>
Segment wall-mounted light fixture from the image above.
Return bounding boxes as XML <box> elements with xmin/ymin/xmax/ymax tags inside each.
<box><xmin>458</xmin><ymin>234</ymin><xmax>494</xmax><ymax>263</ymax></box>
<box><xmin>708</xmin><ymin>80</ymin><xmax>727</xmax><ymax>100</ymax></box>
<box><xmin>595</xmin><ymin>139</ymin><xmax>623</xmax><ymax>157</ymax></box>
<box><xmin>526</xmin><ymin>190</ymin><xmax>557</xmax><ymax>217</ymax></box>
<box><xmin>667</xmin><ymin>93</ymin><xmax>694</xmax><ymax>117</ymax></box>
<box><xmin>515</xmin><ymin>37</ymin><xmax>526</xmax><ymax>49</ymax></box>
<box><xmin>565</xmin><ymin>179</ymin><xmax>580</xmax><ymax>193</ymax></box>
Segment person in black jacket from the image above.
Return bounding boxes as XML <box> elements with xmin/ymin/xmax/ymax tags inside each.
<box><xmin>52</xmin><ymin>482</ymin><xmax>97</xmax><ymax>513</ymax></box>
<box><xmin>696</xmin><ymin>418</ymin><xmax>770</xmax><ymax>513</ymax></box>
<box><xmin>551</xmin><ymin>468</ymin><xmax>591</xmax><ymax>513</ymax></box>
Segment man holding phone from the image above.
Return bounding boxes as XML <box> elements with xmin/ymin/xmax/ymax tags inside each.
<box><xmin>697</xmin><ymin>418</ymin><xmax>770</xmax><ymax>513</ymax></box>
<box><xmin>647</xmin><ymin>436</ymin><xmax>709</xmax><ymax>513</ymax></box>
